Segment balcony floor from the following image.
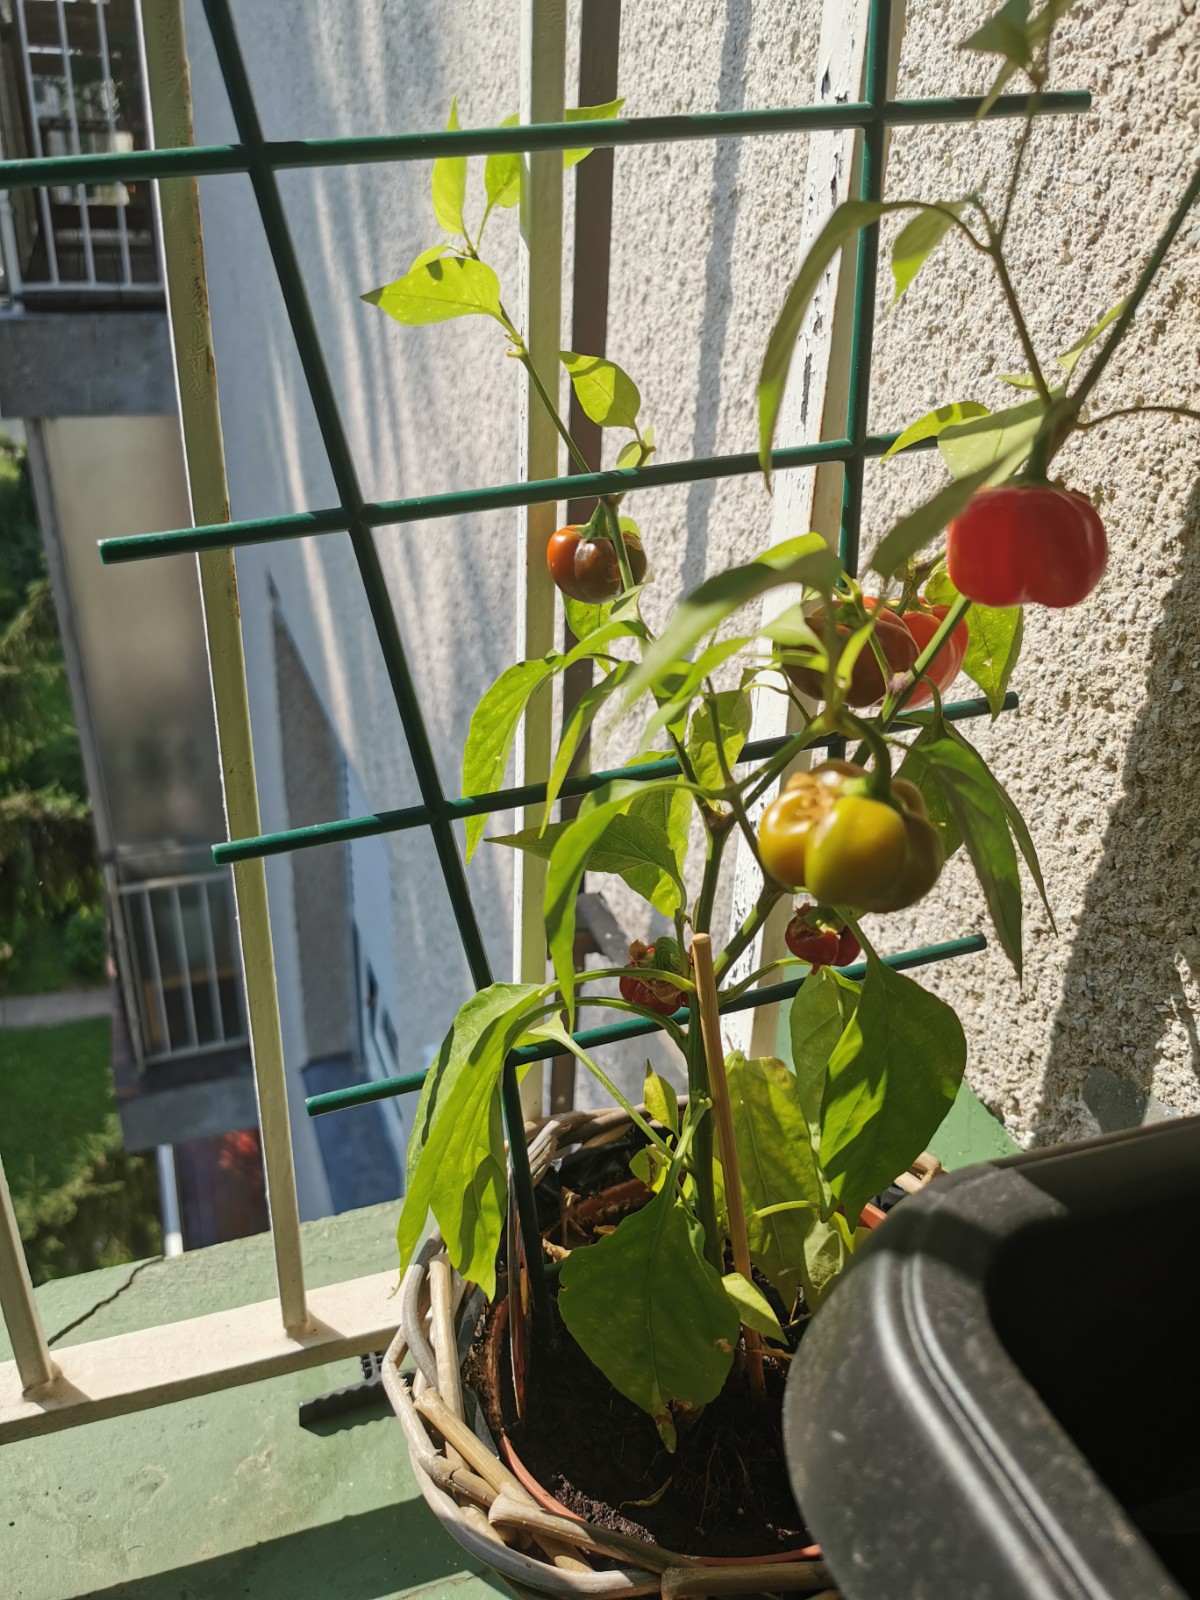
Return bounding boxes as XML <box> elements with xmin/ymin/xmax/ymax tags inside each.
<box><xmin>0</xmin><ymin>1201</ymin><xmax>503</xmax><ymax>1600</ymax></box>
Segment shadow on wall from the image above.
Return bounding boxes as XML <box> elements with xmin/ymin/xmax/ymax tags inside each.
<box><xmin>1035</xmin><ymin>473</ymin><xmax>1200</xmax><ymax>1142</ymax></box>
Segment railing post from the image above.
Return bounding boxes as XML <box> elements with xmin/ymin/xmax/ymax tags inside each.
<box><xmin>512</xmin><ymin>0</ymin><xmax>567</xmax><ymax>1118</ymax></box>
<box><xmin>139</xmin><ymin>0</ymin><xmax>310</xmax><ymax>1334</ymax></box>
<box><xmin>0</xmin><ymin>192</ymin><xmax>23</xmax><ymax>308</ymax></box>
<box><xmin>0</xmin><ymin>1156</ymin><xmax>58</xmax><ymax>1394</ymax></box>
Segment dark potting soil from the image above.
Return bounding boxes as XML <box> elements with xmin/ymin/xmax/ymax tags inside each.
<box><xmin>502</xmin><ymin>1294</ymin><xmax>811</xmax><ymax>1559</ymax></box>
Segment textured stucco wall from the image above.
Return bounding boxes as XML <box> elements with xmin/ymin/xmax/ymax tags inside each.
<box><xmin>183</xmin><ymin>0</ymin><xmax>1199</xmax><ymax>1194</ymax></box>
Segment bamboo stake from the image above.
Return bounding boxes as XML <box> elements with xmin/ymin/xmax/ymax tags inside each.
<box><xmin>690</xmin><ymin>933</ymin><xmax>764</xmax><ymax>1396</ymax></box>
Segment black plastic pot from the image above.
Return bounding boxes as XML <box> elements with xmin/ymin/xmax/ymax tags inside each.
<box><xmin>783</xmin><ymin>1116</ymin><xmax>1200</xmax><ymax>1600</ymax></box>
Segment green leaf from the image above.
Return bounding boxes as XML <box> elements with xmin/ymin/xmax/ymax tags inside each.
<box><xmin>431</xmin><ymin>97</ymin><xmax>468</xmax><ymax>238</ymax></box>
<box><xmin>462</xmin><ymin>658</ymin><xmax>558</xmax><ymax>860</ymax></box>
<box><xmin>1056</xmin><ymin>299</ymin><xmax>1126</xmax><ymax>375</ymax></box>
<box><xmin>727</xmin><ymin>1053</ymin><xmax>824</xmax><ymax>1308</ymax></box>
<box><xmin>759</xmin><ymin>200</ymin><xmax>895</xmax><ymax>475</ymax></box>
<box><xmin>624</xmin><ymin>535</ymin><xmax>841</xmax><ymax>711</ymax></box>
<box><xmin>561</xmin><ymin>352</ymin><xmax>641</xmax><ymax>429</ymax></box>
<box><xmin>643</xmin><ymin>1064</ymin><xmax>680</xmax><ymax>1136</ymax></box>
<box><xmin>871</xmin><ymin>463</ymin><xmax>998</xmax><ymax>578</ymax></box>
<box><xmin>630</xmin><ymin>1144</ymin><xmax>670</xmax><ymax>1194</ymax></box>
<box><xmin>800</xmin><ymin>1213</ymin><xmax>855</xmax><ymax>1310</ymax></box>
<box><xmin>721</xmin><ymin>1271</ymin><xmax>786</xmax><ymax>1341</ymax></box>
<box><xmin>686</xmin><ymin>690</ymin><xmax>752</xmax><ymax>793</ymax></box>
<box><xmin>819</xmin><ymin>959</ymin><xmax>966</xmax><ymax>1226</ymax></box>
<box><xmin>937</xmin><ymin>393</ymin><xmax>1057</xmax><ymax>482</ymax></box>
<box><xmin>558</xmin><ymin>1184</ymin><xmax>738</xmax><ymax>1449</ymax></box>
<box><xmin>563</xmin><ymin>594</ymin><xmax>612</xmax><ymax>643</ymax></box>
<box><xmin>882</xmin><ymin>401</ymin><xmax>990</xmax><ymax>459</ymax></box>
<box><xmin>364</xmin><ymin>256</ymin><xmax>505</xmax><ymax>326</ymax></box>
<box><xmin>398</xmin><ymin>982</ymin><xmax>544</xmax><ymax>1296</ymax></box>
<box><xmin>789</xmin><ymin>969</ymin><xmax>859</xmax><ymax>1134</ymax></box>
<box><xmin>961</xmin><ymin>0</ymin><xmax>1032</xmax><ymax>64</ymax></box>
<box><xmin>963</xmin><ymin>602</ymin><xmax>1024</xmax><ymax>719</ymax></box>
<box><xmin>546</xmin><ymin>781</ymin><xmax>677</xmax><ymax>1019</ymax></box>
<box><xmin>891</xmin><ymin>203</ymin><xmax>966</xmax><ymax>301</ymax></box>
<box><xmin>616</xmin><ymin>437</ymin><xmax>651</xmax><ymax>470</ymax></box>
<box><xmin>485</xmin><ymin>112</ymin><xmax>521</xmax><ymax>211</ymax></box>
<box><xmin>942</xmin><ymin>720</ymin><xmax>1054</xmax><ymax>931</ymax></box>
<box><xmin>562</xmin><ymin>98</ymin><xmax>625</xmax><ymax>167</ymax></box>
<box><xmin>897</xmin><ymin>729</ymin><xmax>964</xmax><ymax>859</ymax></box>
<box><xmin>900</xmin><ymin>734</ymin><xmax>1024</xmax><ymax>976</ymax></box>
<box><xmin>544</xmin><ymin>662</ymin><xmax>631</xmax><ymax>823</ymax></box>
<box><xmin>409</xmin><ymin>244</ymin><xmax>452</xmax><ymax>272</ymax></box>
<box><xmin>642</xmin><ymin>638</ymin><xmax>751</xmax><ymax>743</ymax></box>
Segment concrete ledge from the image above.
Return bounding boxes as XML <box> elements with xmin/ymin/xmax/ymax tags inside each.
<box><xmin>0</xmin><ymin>311</ymin><xmax>176</xmax><ymax>417</ymax></box>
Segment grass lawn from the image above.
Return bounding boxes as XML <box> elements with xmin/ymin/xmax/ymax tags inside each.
<box><xmin>0</xmin><ymin>1018</ymin><xmax>161</xmax><ymax>1283</ymax></box>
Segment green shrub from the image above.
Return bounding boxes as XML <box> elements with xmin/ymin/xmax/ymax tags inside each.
<box><xmin>64</xmin><ymin>906</ymin><xmax>107</xmax><ymax>980</ymax></box>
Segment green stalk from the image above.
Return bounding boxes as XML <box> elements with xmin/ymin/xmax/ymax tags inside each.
<box><xmin>879</xmin><ymin>593</ymin><xmax>972</xmax><ymax>727</ymax></box>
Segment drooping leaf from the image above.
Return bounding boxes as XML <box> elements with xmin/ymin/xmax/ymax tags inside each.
<box><xmin>900</xmin><ymin>734</ymin><xmax>1024</xmax><ymax>976</ymax></box>
<box><xmin>963</xmin><ymin>601</ymin><xmax>1024</xmax><ymax>719</ymax></box>
<box><xmin>819</xmin><ymin>959</ymin><xmax>966</xmax><ymax>1226</ymax></box>
<box><xmin>759</xmin><ymin>200</ymin><xmax>894</xmax><ymax>475</ymax></box>
<box><xmin>563</xmin><ymin>97</ymin><xmax>626</xmax><ymax>167</ymax></box>
<box><xmin>891</xmin><ymin>203</ymin><xmax>966</xmax><ymax>301</ymax></box>
<box><xmin>462</xmin><ymin>658</ymin><xmax>558</xmax><ymax>860</ymax></box>
<box><xmin>897</xmin><ymin>728</ymin><xmax>964</xmax><ymax>859</ymax></box>
<box><xmin>398</xmin><ymin>982</ymin><xmax>544</xmax><ymax>1296</ymax></box>
<box><xmin>364</xmin><ymin>256</ymin><xmax>505</xmax><ymax>326</ymax></box>
<box><xmin>882</xmin><ymin>401</ymin><xmax>990</xmax><ymax>459</ymax></box>
<box><xmin>484</xmin><ymin>112</ymin><xmax>521</xmax><ymax>211</ymax></box>
<box><xmin>630</xmin><ymin>1144</ymin><xmax>671</xmax><ymax>1193</ymax></box>
<box><xmin>559</xmin><ymin>1184</ymin><xmax>739</xmax><ymax>1449</ymax></box>
<box><xmin>543</xmin><ymin>662</ymin><xmax>631</xmax><ymax>823</ymax></box>
<box><xmin>870</xmin><ymin>464</ymin><xmax>998</xmax><ymax>578</ymax></box>
<box><xmin>546</xmin><ymin>780</ymin><xmax>678</xmax><ymax>1018</ymax></box>
<box><xmin>560</xmin><ymin>351</ymin><xmax>641</xmax><ymax>429</ymax></box>
<box><xmin>727</xmin><ymin>1053</ymin><xmax>824</xmax><ymax>1308</ymax></box>
<box><xmin>432</xmin><ymin>96</ymin><xmax>468</xmax><ymax>237</ymax></box>
<box><xmin>937</xmin><ymin>393</ymin><xmax>1058</xmax><ymax>482</ymax></box>
<box><xmin>941</xmin><ymin>720</ymin><xmax>1055</xmax><ymax>931</ymax></box>
<box><xmin>623</xmin><ymin>536</ymin><xmax>841</xmax><ymax>711</ymax></box>
<box><xmin>686</xmin><ymin>690</ymin><xmax>752</xmax><ymax>793</ymax></box>
<box><xmin>961</xmin><ymin>0</ymin><xmax>1032</xmax><ymax>64</ymax></box>
<box><xmin>721</xmin><ymin>1271</ymin><xmax>787</xmax><ymax>1341</ymax></box>
<box><xmin>643</xmin><ymin>1063</ymin><xmax>680</xmax><ymax>1136</ymax></box>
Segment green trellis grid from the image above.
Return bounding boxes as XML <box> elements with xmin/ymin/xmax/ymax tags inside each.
<box><xmin>0</xmin><ymin>3</ymin><xmax>1088</xmax><ymax>1136</ymax></box>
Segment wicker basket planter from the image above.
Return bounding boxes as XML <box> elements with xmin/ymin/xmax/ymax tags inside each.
<box><xmin>380</xmin><ymin>1103</ymin><xmax>934</xmax><ymax>1597</ymax></box>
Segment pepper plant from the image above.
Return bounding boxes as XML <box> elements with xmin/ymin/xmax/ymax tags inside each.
<box><xmin>368</xmin><ymin>3</ymin><xmax>1199</xmax><ymax>1450</ymax></box>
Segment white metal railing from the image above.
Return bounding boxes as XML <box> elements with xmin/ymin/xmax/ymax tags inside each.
<box><xmin>1</xmin><ymin>0</ymin><xmax>162</xmax><ymax>306</ymax></box>
<box><xmin>116</xmin><ymin>871</ymin><xmax>248</xmax><ymax>1065</ymax></box>
<box><xmin>0</xmin><ymin>0</ymin><xmax>885</xmax><ymax>1449</ymax></box>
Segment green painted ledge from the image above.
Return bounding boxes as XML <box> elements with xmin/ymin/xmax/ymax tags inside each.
<box><xmin>0</xmin><ymin>1203</ymin><xmax>504</xmax><ymax>1600</ymax></box>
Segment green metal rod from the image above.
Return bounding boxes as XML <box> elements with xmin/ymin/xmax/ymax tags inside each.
<box><xmin>306</xmin><ymin>934</ymin><xmax>988</xmax><ymax>1117</ymax></box>
<box><xmin>0</xmin><ymin>93</ymin><xmax>1091</xmax><ymax>190</ymax></box>
<box><xmin>202</xmin><ymin>0</ymin><xmax>495</xmax><ymax>994</ymax></box>
<box><xmin>838</xmin><ymin>0</ymin><xmax>892</xmax><ymax>578</ymax></box>
<box><xmin>100</xmin><ymin>429</ymin><xmax>938</xmax><ymax>565</ymax></box>
<box><xmin>214</xmin><ymin>691</ymin><xmax>1018</xmax><ymax>865</ymax></box>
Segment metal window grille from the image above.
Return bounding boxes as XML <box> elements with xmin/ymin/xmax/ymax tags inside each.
<box><xmin>0</xmin><ymin>0</ymin><xmax>1089</xmax><ymax>1441</ymax></box>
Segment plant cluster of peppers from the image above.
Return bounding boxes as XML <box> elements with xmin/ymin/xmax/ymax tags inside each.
<box><xmin>367</xmin><ymin>0</ymin><xmax>1199</xmax><ymax>1453</ymax></box>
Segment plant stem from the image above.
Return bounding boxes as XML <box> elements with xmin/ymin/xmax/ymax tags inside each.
<box><xmin>713</xmin><ymin>886</ymin><xmax>785</xmax><ymax>985</ymax></box>
<box><xmin>999</xmin><ymin>71</ymin><xmax>1043</xmax><ymax>244</ymax></box>
<box><xmin>686</xmin><ymin>1000</ymin><xmax>722</xmax><ymax>1274</ymax></box>
<box><xmin>879</xmin><ymin>593</ymin><xmax>972</xmax><ymax>728</ymax></box>
<box><xmin>516</xmin><ymin>347</ymin><xmax>592</xmax><ymax>476</ymax></box>
<box><xmin>990</xmin><ymin>244</ymin><xmax>1053</xmax><ymax>406</ymax></box>
<box><xmin>1069</xmin><ymin>163</ymin><xmax>1200</xmax><ymax>416</ymax></box>
<box><xmin>694</xmin><ymin>817</ymin><xmax>731</xmax><ymax>936</ymax></box>
<box><xmin>598</xmin><ymin>496</ymin><xmax>637</xmax><ymax>593</ymax></box>
<box><xmin>692</xmin><ymin>933</ymin><xmax>764</xmax><ymax>1396</ymax></box>
<box><xmin>1075</xmin><ymin>403</ymin><xmax>1200</xmax><ymax>431</ymax></box>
